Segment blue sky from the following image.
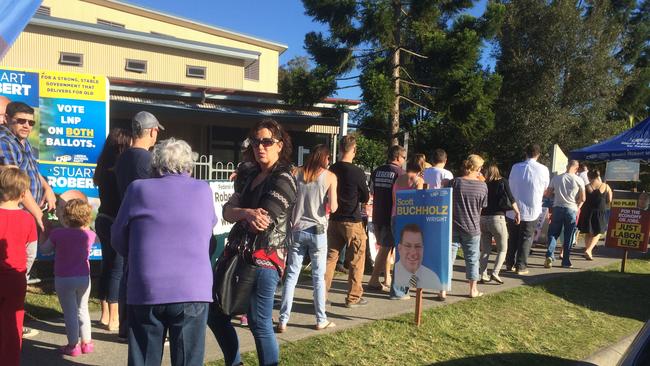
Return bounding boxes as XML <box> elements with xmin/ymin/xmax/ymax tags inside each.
<box><xmin>126</xmin><ymin>0</ymin><xmax>490</xmax><ymax>100</ymax></box>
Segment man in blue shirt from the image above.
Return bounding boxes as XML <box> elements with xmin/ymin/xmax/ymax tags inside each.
<box><xmin>0</xmin><ymin>102</ymin><xmax>56</xmax><ymax>228</ymax></box>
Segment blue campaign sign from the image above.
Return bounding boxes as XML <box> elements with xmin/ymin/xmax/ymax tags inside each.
<box><xmin>394</xmin><ymin>188</ymin><xmax>453</xmax><ymax>292</ymax></box>
<box><xmin>0</xmin><ymin>68</ymin><xmax>39</xmax><ymax>107</ymax></box>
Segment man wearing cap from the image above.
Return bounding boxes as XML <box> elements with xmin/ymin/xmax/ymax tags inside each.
<box><xmin>114</xmin><ymin>111</ymin><xmax>164</xmax><ymax>198</ymax></box>
<box><xmin>113</xmin><ymin>111</ymin><xmax>163</xmax><ymax>338</ymax></box>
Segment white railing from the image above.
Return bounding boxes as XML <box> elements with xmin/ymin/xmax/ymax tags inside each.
<box><xmin>193</xmin><ymin>155</ymin><xmax>236</xmax><ymax>181</ymax></box>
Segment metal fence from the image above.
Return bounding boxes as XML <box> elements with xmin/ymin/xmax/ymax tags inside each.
<box><xmin>192</xmin><ymin>155</ymin><xmax>236</xmax><ymax>181</ymax></box>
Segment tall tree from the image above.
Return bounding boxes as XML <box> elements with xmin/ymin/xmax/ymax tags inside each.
<box><xmin>492</xmin><ymin>0</ymin><xmax>637</xmax><ymax>166</ymax></box>
<box><xmin>283</xmin><ymin>0</ymin><xmax>501</xmax><ymax>149</ymax></box>
<box><xmin>612</xmin><ymin>0</ymin><xmax>650</xmax><ymax>125</ymax></box>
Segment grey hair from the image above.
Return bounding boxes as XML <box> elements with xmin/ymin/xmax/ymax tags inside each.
<box><xmin>151</xmin><ymin>138</ymin><xmax>196</xmax><ymax>175</ymax></box>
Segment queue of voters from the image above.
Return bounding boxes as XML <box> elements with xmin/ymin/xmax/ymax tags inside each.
<box><xmin>0</xmin><ymin>108</ymin><xmax>643</xmax><ymax>366</ymax></box>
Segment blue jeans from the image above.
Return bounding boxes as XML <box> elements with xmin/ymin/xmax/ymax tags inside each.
<box><xmin>546</xmin><ymin>206</ymin><xmax>578</xmax><ymax>266</ymax></box>
<box><xmin>279</xmin><ymin>230</ymin><xmax>327</xmax><ymax>326</ymax></box>
<box><xmin>208</xmin><ymin>267</ymin><xmax>280</xmax><ymax>366</ymax></box>
<box><xmin>452</xmin><ymin>232</ymin><xmax>481</xmax><ymax>281</ymax></box>
<box><xmin>96</xmin><ymin>215</ymin><xmax>123</xmax><ymax>303</ymax></box>
<box><xmin>128</xmin><ymin>302</ymin><xmax>208</xmax><ymax>366</ymax></box>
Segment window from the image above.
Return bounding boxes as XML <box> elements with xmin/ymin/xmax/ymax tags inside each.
<box><xmin>59</xmin><ymin>52</ymin><xmax>83</xmax><ymax>66</ymax></box>
<box><xmin>125</xmin><ymin>59</ymin><xmax>147</xmax><ymax>73</ymax></box>
<box><xmin>97</xmin><ymin>19</ymin><xmax>125</xmax><ymax>29</ymax></box>
<box><xmin>186</xmin><ymin>65</ymin><xmax>206</xmax><ymax>79</ymax></box>
<box><xmin>244</xmin><ymin>60</ymin><xmax>259</xmax><ymax>81</ymax></box>
<box><xmin>36</xmin><ymin>6</ymin><xmax>51</xmax><ymax>16</ymax></box>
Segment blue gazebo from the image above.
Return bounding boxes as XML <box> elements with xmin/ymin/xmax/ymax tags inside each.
<box><xmin>570</xmin><ymin>117</ymin><xmax>650</xmax><ymax>161</ymax></box>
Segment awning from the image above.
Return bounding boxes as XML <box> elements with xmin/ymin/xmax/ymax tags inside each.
<box><xmin>110</xmin><ymin>94</ymin><xmax>340</xmax><ymax>134</ymax></box>
<box><xmin>570</xmin><ymin>116</ymin><xmax>650</xmax><ymax>161</ymax></box>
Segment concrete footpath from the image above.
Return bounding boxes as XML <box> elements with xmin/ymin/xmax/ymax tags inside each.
<box><xmin>21</xmin><ymin>245</ymin><xmax>632</xmax><ymax>365</ymax></box>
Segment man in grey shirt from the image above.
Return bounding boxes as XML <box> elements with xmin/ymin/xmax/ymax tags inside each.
<box><xmin>544</xmin><ymin>160</ymin><xmax>585</xmax><ymax>269</ymax></box>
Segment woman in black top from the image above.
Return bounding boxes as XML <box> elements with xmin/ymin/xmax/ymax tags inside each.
<box><xmin>577</xmin><ymin>169</ymin><xmax>612</xmax><ymax>260</ymax></box>
<box><xmin>93</xmin><ymin>128</ymin><xmax>131</xmax><ymax>330</ymax></box>
<box><xmin>478</xmin><ymin>164</ymin><xmax>521</xmax><ymax>284</ymax></box>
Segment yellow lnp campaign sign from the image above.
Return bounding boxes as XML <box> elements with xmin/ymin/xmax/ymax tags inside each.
<box><xmin>39</xmin><ymin>70</ymin><xmax>106</xmax><ymax>101</ymax></box>
<box><xmin>611</xmin><ymin>222</ymin><xmax>645</xmax><ymax>249</ymax></box>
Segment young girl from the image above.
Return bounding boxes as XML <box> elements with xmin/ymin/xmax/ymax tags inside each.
<box><xmin>41</xmin><ymin>198</ymin><xmax>96</xmax><ymax>356</ymax></box>
<box><xmin>0</xmin><ymin>167</ymin><xmax>38</xmax><ymax>366</ymax></box>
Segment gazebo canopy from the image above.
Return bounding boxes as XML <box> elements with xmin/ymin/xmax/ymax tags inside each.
<box><xmin>570</xmin><ymin>117</ymin><xmax>650</xmax><ymax>161</ymax></box>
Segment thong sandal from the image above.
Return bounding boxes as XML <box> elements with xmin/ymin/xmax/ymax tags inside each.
<box><xmin>315</xmin><ymin>321</ymin><xmax>336</xmax><ymax>330</ymax></box>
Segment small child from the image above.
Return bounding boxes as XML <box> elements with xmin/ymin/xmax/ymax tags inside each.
<box><xmin>40</xmin><ymin>198</ymin><xmax>96</xmax><ymax>356</ymax></box>
<box><xmin>0</xmin><ymin>167</ymin><xmax>38</xmax><ymax>366</ymax></box>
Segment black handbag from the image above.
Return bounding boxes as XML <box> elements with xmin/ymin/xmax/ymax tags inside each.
<box><xmin>497</xmin><ymin>179</ymin><xmax>514</xmax><ymax>211</ymax></box>
<box><xmin>212</xmin><ymin>223</ymin><xmax>258</xmax><ymax>316</ymax></box>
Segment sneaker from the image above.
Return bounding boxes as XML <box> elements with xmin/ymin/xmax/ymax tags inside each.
<box><xmin>389</xmin><ymin>294</ymin><xmax>411</xmax><ymax>300</ymax></box>
<box><xmin>562</xmin><ymin>264</ymin><xmax>574</xmax><ymax>269</ymax></box>
<box><xmin>345</xmin><ymin>297</ymin><xmax>369</xmax><ymax>308</ymax></box>
<box><xmin>60</xmin><ymin>344</ymin><xmax>81</xmax><ymax>357</ymax></box>
<box><xmin>26</xmin><ymin>277</ymin><xmax>41</xmax><ymax>285</ymax></box>
<box><xmin>503</xmin><ymin>265</ymin><xmax>516</xmax><ymax>272</ymax></box>
<box><xmin>22</xmin><ymin>327</ymin><xmax>39</xmax><ymax>338</ymax></box>
<box><xmin>544</xmin><ymin>257</ymin><xmax>553</xmax><ymax>269</ymax></box>
<box><xmin>516</xmin><ymin>268</ymin><xmax>529</xmax><ymax>275</ymax></box>
<box><xmin>81</xmin><ymin>342</ymin><xmax>94</xmax><ymax>354</ymax></box>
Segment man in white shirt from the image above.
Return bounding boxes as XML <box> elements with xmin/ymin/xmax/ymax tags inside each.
<box><xmin>504</xmin><ymin>144</ymin><xmax>550</xmax><ymax>275</ymax></box>
<box><xmin>423</xmin><ymin>149</ymin><xmax>453</xmax><ymax>189</ymax></box>
<box><xmin>578</xmin><ymin>163</ymin><xmax>589</xmax><ymax>185</ymax></box>
<box><xmin>393</xmin><ymin>224</ymin><xmax>442</xmax><ymax>292</ymax></box>
<box><xmin>544</xmin><ymin>160</ymin><xmax>585</xmax><ymax>268</ymax></box>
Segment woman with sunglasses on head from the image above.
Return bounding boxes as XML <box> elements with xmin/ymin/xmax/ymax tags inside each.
<box><xmin>277</xmin><ymin>144</ymin><xmax>337</xmax><ymax>333</ymax></box>
<box><xmin>93</xmin><ymin>128</ymin><xmax>132</xmax><ymax>331</ymax></box>
<box><xmin>208</xmin><ymin>119</ymin><xmax>297</xmax><ymax>366</ymax></box>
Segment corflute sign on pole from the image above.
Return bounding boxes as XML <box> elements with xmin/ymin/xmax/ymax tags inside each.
<box><xmin>0</xmin><ymin>68</ymin><xmax>109</xmax><ymax>259</ymax></box>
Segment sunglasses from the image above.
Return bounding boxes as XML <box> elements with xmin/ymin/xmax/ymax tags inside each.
<box><xmin>12</xmin><ymin>118</ymin><xmax>36</xmax><ymax>127</ymax></box>
<box><xmin>251</xmin><ymin>137</ymin><xmax>280</xmax><ymax>148</ymax></box>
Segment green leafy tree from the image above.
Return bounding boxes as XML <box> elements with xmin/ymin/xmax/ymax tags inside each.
<box><xmin>353</xmin><ymin>133</ymin><xmax>386</xmax><ymax>172</ymax></box>
<box><xmin>612</xmin><ymin>0</ymin><xmax>650</xmax><ymax>125</ymax></box>
<box><xmin>285</xmin><ymin>0</ymin><xmax>504</xmax><ymax>166</ymax></box>
<box><xmin>492</xmin><ymin>0</ymin><xmax>638</xmax><ymax>166</ymax></box>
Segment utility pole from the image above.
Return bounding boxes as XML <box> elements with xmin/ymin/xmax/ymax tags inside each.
<box><xmin>390</xmin><ymin>0</ymin><xmax>401</xmax><ymax>146</ymax></box>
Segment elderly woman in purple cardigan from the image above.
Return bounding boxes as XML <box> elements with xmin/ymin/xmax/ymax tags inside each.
<box><xmin>112</xmin><ymin>138</ymin><xmax>216</xmax><ymax>366</ymax></box>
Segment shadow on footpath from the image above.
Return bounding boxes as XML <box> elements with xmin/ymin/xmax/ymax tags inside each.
<box><xmin>428</xmin><ymin>353</ymin><xmax>587</xmax><ymax>366</ymax></box>
<box><xmin>21</xmin><ymin>338</ymin><xmax>94</xmax><ymax>366</ymax></box>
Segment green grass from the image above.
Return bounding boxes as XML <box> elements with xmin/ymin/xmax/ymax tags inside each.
<box><xmin>217</xmin><ymin>256</ymin><xmax>650</xmax><ymax>366</ymax></box>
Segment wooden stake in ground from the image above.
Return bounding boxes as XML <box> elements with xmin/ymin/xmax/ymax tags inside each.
<box><xmin>621</xmin><ymin>249</ymin><xmax>628</xmax><ymax>273</ymax></box>
<box><xmin>414</xmin><ymin>288</ymin><xmax>423</xmax><ymax>326</ymax></box>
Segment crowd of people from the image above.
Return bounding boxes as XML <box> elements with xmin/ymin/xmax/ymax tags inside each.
<box><xmin>0</xmin><ymin>104</ymin><xmax>627</xmax><ymax>366</ymax></box>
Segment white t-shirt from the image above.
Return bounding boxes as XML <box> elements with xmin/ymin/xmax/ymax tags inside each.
<box><xmin>550</xmin><ymin>173</ymin><xmax>585</xmax><ymax>211</ymax></box>
<box><xmin>423</xmin><ymin>167</ymin><xmax>453</xmax><ymax>189</ymax></box>
<box><xmin>578</xmin><ymin>170</ymin><xmax>589</xmax><ymax>185</ymax></box>
<box><xmin>507</xmin><ymin>159</ymin><xmax>550</xmax><ymax>222</ymax></box>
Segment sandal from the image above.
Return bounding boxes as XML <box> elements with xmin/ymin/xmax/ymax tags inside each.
<box><xmin>583</xmin><ymin>253</ymin><xmax>593</xmax><ymax>261</ymax></box>
<box><xmin>367</xmin><ymin>284</ymin><xmax>389</xmax><ymax>293</ymax></box>
<box><xmin>275</xmin><ymin>324</ymin><xmax>287</xmax><ymax>333</ymax></box>
<box><xmin>315</xmin><ymin>320</ymin><xmax>336</xmax><ymax>330</ymax></box>
<box><xmin>470</xmin><ymin>291</ymin><xmax>484</xmax><ymax>298</ymax></box>
<box><xmin>435</xmin><ymin>294</ymin><xmax>447</xmax><ymax>302</ymax></box>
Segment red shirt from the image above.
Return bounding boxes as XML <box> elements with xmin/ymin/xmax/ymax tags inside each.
<box><xmin>0</xmin><ymin>208</ymin><xmax>37</xmax><ymax>274</ymax></box>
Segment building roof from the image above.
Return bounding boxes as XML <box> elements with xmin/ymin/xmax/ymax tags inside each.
<box><xmin>31</xmin><ymin>14</ymin><xmax>261</xmax><ymax>64</ymax></box>
<box><xmin>83</xmin><ymin>0</ymin><xmax>288</xmax><ymax>53</ymax></box>
<box><xmin>109</xmin><ymin>78</ymin><xmax>361</xmax><ymax>110</ymax></box>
